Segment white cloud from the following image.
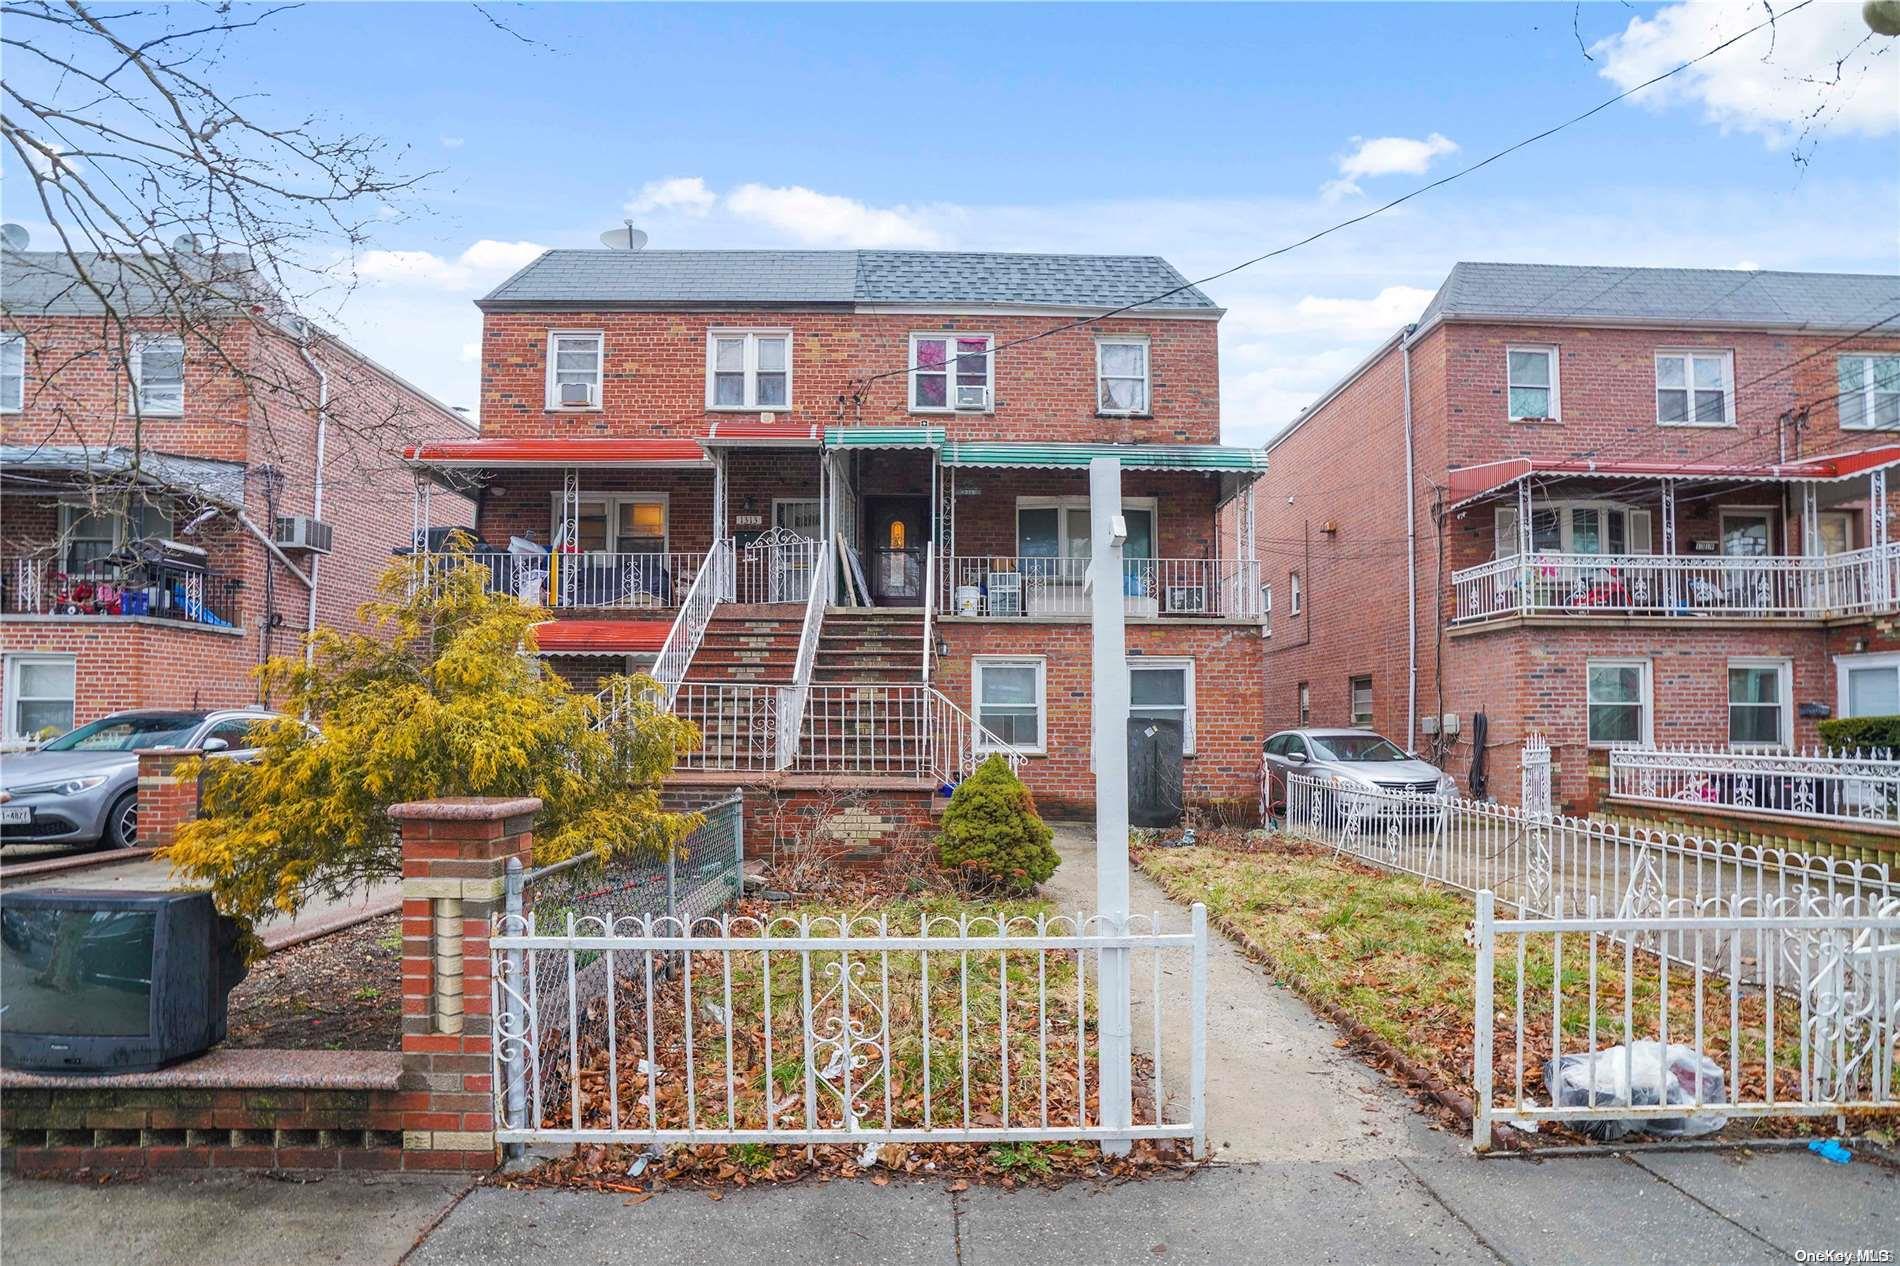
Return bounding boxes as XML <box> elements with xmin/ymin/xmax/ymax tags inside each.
<box><xmin>459</xmin><ymin>341</ymin><xmax>481</xmax><ymax>364</ymax></box>
<box><xmin>1323</xmin><ymin>133</ymin><xmax>1458</xmax><ymax>198</ymax></box>
<box><xmin>440</xmin><ymin>136</ymin><xmax>465</xmax><ymax>150</ymax></box>
<box><xmin>1593</xmin><ymin>1</ymin><xmax>1900</xmax><ymax>144</ymax></box>
<box><xmin>724</xmin><ymin>183</ymin><xmax>946</xmax><ymax>248</ymax></box>
<box><xmin>352</xmin><ymin>238</ymin><xmax>547</xmax><ymax>290</ymax></box>
<box><xmin>626</xmin><ymin>176</ymin><xmax>717</xmax><ymax>218</ymax></box>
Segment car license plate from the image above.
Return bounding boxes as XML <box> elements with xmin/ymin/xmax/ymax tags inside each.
<box><xmin>0</xmin><ymin>805</ymin><xmax>30</xmax><ymax>825</ymax></box>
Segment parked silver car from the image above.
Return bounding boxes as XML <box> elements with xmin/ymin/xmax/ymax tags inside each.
<box><xmin>0</xmin><ymin>709</ymin><xmax>282</xmax><ymax>850</ymax></box>
<box><xmin>1263</xmin><ymin>727</ymin><xmax>1456</xmax><ymax>827</ymax></box>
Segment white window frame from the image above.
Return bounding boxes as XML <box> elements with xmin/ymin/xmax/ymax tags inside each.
<box><xmin>973</xmin><ymin>656</ymin><xmax>1046</xmax><ymax>756</ymax></box>
<box><xmin>1726</xmin><ymin>657</ymin><xmax>1792</xmax><ymax>751</ymax></box>
<box><xmin>1288</xmin><ymin>570</ymin><xmax>1302</xmax><ymax>616</ymax></box>
<box><xmin>129</xmin><ymin>335</ymin><xmax>185</xmax><ymax>416</ymax></box>
<box><xmin>544</xmin><ymin>330</ymin><xmax>604</xmax><ymax>411</ymax></box>
<box><xmin>1505</xmin><ymin>345</ymin><xmax>1559</xmax><ymax>421</ymax></box>
<box><xmin>1818</xmin><ymin>510</ymin><xmax>1856</xmax><ymax>555</ymax></box>
<box><xmin>1495</xmin><ymin>500</ymin><xmax>1653</xmax><ymax>559</ymax></box>
<box><xmin>1128</xmin><ymin>656</ymin><xmax>1195</xmax><ymax>755</ymax></box>
<box><xmin>1348</xmin><ymin>675</ymin><xmax>1373</xmax><ymax>729</ymax></box>
<box><xmin>1096</xmin><ymin>336</ymin><xmax>1151</xmax><ymax>416</ymax></box>
<box><xmin>1014</xmin><ymin>496</ymin><xmax>1158</xmax><ymax>560</ymax></box>
<box><xmin>1297</xmin><ymin>681</ymin><xmax>1310</xmax><ymax>726</ymax></box>
<box><xmin>1654</xmin><ymin>349</ymin><xmax>1735</xmax><ymax>428</ymax></box>
<box><xmin>0</xmin><ymin>333</ymin><xmax>23</xmax><ymax>412</ymax></box>
<box><xmin>1839</xmin><ymin>354</ymin><xmax>1900</xmax><ymax>431</ymax></box>
<box><xmin>57</xmin><ymin>498</ymin><xmax>173</xmax><ymax>571</ymax></box>
<box><xmin>1835</xmin><ymin>651</ymin><xmax>1900</xmax><ymax>721</ymax></box>
<box><xmin>1717</xmin><ymin>506</ymin><xmax>1778</xmax><ymax>558</ymax></box>
<box><xmin>548</xmin><ymin>491</ymin><xmax>670</xmax><ymax>554</ymax></box>
<box><xmin>4</xmin><ymin>652</ymin><xmax>76</xmax><ymax>743</ymax></box>
<box><xmin>705</xmin><ymin>329</ymin><xmax>792</xmax><ymax>412</ymax></box>
<box><xmin>908</xmin><ymin>332</ymin><xmax>993</xmax><ymax>413</ymax></box>
<box><xmin>1586</xmin><ymin>657</ymin><xmax>1653</xmax><ymax>749</ymax></box>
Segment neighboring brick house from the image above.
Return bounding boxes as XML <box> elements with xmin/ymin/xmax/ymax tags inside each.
<box><xmin>403</xmin><ymin>249</ymin><xmax>1267</xmax><ymax>844</ymax></box>
<box><xmin>1255</xmin><ymin>262</ymin><xmax>1900</xmax><ymax>812</ymax></box>
<box><xmin>0</xmin><ymin>244</ymin><xmax>476</xmax><ymax>752</ymax></box>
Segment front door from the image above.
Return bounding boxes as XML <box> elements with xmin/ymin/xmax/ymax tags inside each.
<box><xmin>865</xmin><ymin>497</ymin><xmax>928</xmax><ymax>606</ymax></box>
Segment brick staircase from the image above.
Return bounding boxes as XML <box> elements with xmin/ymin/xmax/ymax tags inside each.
<box><xmin>812</xmin><ymin>608</ymin><xmax>926</xmax><ymax>685</ymax></box>
<box><xmin>797</xmin><ymin>608</ymin><xmax>930</xmax><ymax>774</ymax></box>
<box><xmin>682</xmin><ymin>603</ymin><xmax>803</xmax><ymax>684</ymax></box>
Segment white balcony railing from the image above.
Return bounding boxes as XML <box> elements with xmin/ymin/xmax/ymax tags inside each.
<box><xmin>652</xmin><ymin>540</ymin><xmax>731</xmax><ymax>704</ymax></box>
<box><xmin>1608</xmin><ymin>745</ymin><xmax>1900</xmax><ymax>829</ymax></box>
<box><xmin>941</xmin><ymin>555</ymin><xmax>1263</xmax><ymax>620</ymax></box>
<box><xmin>415</xmin><ymin>550</ymin><xmax>701</xmax><ymax>610</ymax></box>
<box><xmin>1451</xmin><ymin>543</ymin><xmax>1900</xmax><ymax>624</ymax></box>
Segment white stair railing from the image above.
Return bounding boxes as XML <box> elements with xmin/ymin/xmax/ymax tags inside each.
<box><xmin>920</xmin><ymin>540</ymin><xmax>936</xmax><ymax>683</ymax></box>
<box><xmin>777</xmin><ymin>539</ymin><xmax>832</xmax><ymax>769</ymax></box>
<box><xmin>652</xmin><ymin>539</ymin><xmax>730</xmax><ymax>706</ymax></box>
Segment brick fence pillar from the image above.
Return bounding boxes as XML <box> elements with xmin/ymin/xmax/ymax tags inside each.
<box><xmin>134</xmin><ymin>746</ymin><xmax>199</xmax><ymax>848</ymax></box>
<box><xmin>387</xmin><ymin>795</ymin><xmax>540</xmax><ymax>1171</ymax></box>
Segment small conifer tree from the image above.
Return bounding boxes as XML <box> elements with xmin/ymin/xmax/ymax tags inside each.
<box><xmin>939</xmin><ymin>754</ymin><xmax>1059</xmax><ymax>894</ymax></box>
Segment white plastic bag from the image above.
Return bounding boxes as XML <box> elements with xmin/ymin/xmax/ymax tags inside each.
<box><xmin>1542</xmin><ymin>1041</ymin><xmax>1729</xmax><ymax>1140</ymax></box>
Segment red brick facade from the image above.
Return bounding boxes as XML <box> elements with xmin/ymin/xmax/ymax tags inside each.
<box><xmin>1256</xmin><ymin>298</ymin><xmax>1900</xmax><ymax>812</ymax></box>
<box><xmin>1</xmin><ymin>312</ymin><xmax>476</xmax><ymax>733</ymax></box>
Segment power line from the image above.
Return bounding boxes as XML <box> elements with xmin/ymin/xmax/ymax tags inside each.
<box><xmin>843</xmin><ymin>0</ymin><xmax>1817</xmax><ymax>402</ymax></box>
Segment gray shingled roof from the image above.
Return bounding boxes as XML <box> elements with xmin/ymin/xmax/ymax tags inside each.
<box><xmin>1416</xmin><ymin>262</ymin><xmax>1900</xmax><ymax>333</ymax></box>
<box><xmin>479</xmin><ymin>249</ymin><xmax>1217</xmax><ymax>311</ymax></box>
<box><xmin>1</xmin><ymin>249</ymin><xmax>265</xmax><ymax>317</ymax></box>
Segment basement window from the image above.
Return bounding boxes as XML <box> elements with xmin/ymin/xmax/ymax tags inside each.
<box><xmin>973</xmin><ymin>657</ymin><xmax>1045</xmax><ymax>755</ymax></box>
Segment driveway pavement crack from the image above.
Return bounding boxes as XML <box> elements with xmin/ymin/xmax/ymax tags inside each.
<box><xmin>1394</xmin><ymin>1157</ymin><xmax>1515</xmax><ymax>1266</ymax></box>
<box><xmin>950</xmin><ymin>1185</ymin><xmax>965</xmax><ymax>1264</ymax></box>
<box><xmin>1627</xmin><ymin>1153</ymin><xmax>1792</xmax><ymax>1258</ymax></box>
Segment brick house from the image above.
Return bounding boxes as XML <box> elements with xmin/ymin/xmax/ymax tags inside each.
<box><xmin>0</xmin><ymin>245</ymin><xmax>476</xmax><ymax>750</ymax></box>
<box><xmin>402</xmin><ymin>248</ymin><xmax>1268</xmax><ymax>845</ymax></box>
<box><xmin>1255</xmin><ymin>262</ymin><xmax>1900</xmax><ymax>812</ymax></box>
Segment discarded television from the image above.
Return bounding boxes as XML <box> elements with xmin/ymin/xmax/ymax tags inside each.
<box><xmin>0</xmin><ymin>889</ymin><xmax>248</xmax><ymax>1074</ymax></box>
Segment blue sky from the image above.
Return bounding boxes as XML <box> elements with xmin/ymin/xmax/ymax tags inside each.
<box><xmin>10</xmin><ymin>2</ymin><xmax>1897</xmax><ymax>442</ymax></box>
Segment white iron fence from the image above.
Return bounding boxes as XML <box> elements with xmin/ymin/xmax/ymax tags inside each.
<box><xmin>1472</xmin><ymin>889</ymin><xmax>1900</xmax><ymax>1148</ymax></box>
<box><xmin>1452</xmin><ymin>543</ymin><xmax>1900</xmax><ymax>624</ymax></box>
<box><xmin>731</xmin><ymin>530</ymin><xmax>824</xmax><ymax>606</ymax></box>
<box><xmin>794</xmin><ymin>685</ymin><xmax>1024</xmax><ymax>783</ymax></box>
<box><xmin>414</xmin><ymin>550</ymin><xmax>702</xmax><ymax>610</ymax></box>
<box><xmin>490</xmin><ymin>904</ymin><xmax>1208</xmax><ymax>1152</ymax></box>
<box><xmin>1608</xmin><ymin>746</ymin><xmax>1900</xmax><ymax>829</ymax></box>
<box><xmin>941</xmin><ymin>556</ymin><xmax>1264</xmax><ymax>620</ymax></box>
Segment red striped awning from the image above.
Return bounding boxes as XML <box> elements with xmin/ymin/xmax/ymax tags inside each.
<box><xmin>1449</xmin><ymin>445</ymin><xmax>1900</xmax><ymax>509</ymax></box>
<box><xmin>531</xmin><ymin>618</ymin><xmax>671</xmax><ymax>656</ymax></box>
<box><xmin>403</xmin><ymin>438</ymin><xmax>709</xmax><ymax>468</ymax></box>
<box><xmin>702</xmin><ymin>418</ymin><xmax>822</xmax><ymax>446</ymax></box>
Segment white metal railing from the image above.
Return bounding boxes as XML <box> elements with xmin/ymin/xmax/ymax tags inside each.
<box><xmin>1609</xmin><ymin>746</ymin><xmax>1900</xmax><ymax>830</ymax></box>
<box><xmin>670</xmin><ymin>682</ymin><xmax>787</xmax><ymax>772</ymax></box>
<box><xmin>490</xmin><ymin>906</ymin><xmax>1208</xmax><ymax>1152</ymax></box>
<box><xmin>778</xmin><ymin>540</ymin><xmax>834</xmax><ymax>770</ymax></box>
<box><xmin>1279</xmin><ymin>772</ymin><xmax>1895</xmax><ymax>931</ymax></box>
<box><xmin>920</xmin><ymin>541</ymin><xmax>936</xmax><ymax>683</ymax></box>
<box><xmin>1472</xmin><ymin>890</ymin><xmax>1900</xmax><ymax>1148</ymax></box>
<box><xmin>652</xmin><ymin>541</ymin><xmax>731</xmax><ymax>705</ymax></box>
<box><xmin>6</xmin><ymin>555</ymin><xmax>230</xmax><ymax>627</ymax></box>
<box><xmin>1452</xmin><ymin>543</ymin><xmax>1900</xmax><ymax>623</ymax></box>
<box><xmin>793</xmin><ymin>685</ymin><xmax>1025</xmax><ymax>782</ymax></box>
<box><xmin>547</xmin><ymin>551</ymin><xmax>702</xmax><ymax>610</ymax></box>
<box><xmin>941</xmin><ymin>556</ymin><xmax>1264</xmax><ymax>620</ymax></box>
<box><xmin>731</xmin><ymin>530</ymin><xmax>823</xmax><ymax>606</ymax></box>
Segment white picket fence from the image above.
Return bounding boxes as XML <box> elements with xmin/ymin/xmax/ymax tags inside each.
<box><xmin>489</xmin><ymin>907</ymin><xmax>1209</xmax><ymax>1152</ymax></box>
<box><xmin>1608</xmin><ymin>745</ymin><xmax>1900</xmax><ymax>829</ymax></box>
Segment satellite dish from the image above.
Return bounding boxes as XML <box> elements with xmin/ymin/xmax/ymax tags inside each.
<box><xmin>172</xmin><ymin>233</ymin><xmax>210</xmax><ymax>256</ymax></box>
<box><xmin>598</xmin><ymin>221</ymin><xmax>648</xmax><ymax>251</ymax></box>
<box><xmin>0</xmin><ymin>223</ymin><xmax>28</xmax><ymax>252</ymax></box>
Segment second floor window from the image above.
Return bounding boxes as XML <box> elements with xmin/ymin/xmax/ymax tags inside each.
<box><xmin>708</xmin><ymin>330</ymin><xmax>790</xmax><ymax>410</ymax></box>
<box><xmin>1507</xmin><ymin>346</ymin><xmax>1558</xmax><ymax>420</ymax></box>
<box><xmin>0</xmin><ymin>334</ymin><xmax>22</xmax><ymax>412</ymax></box>
<box><xmin>1097</xmin><ymin>338</ymin><xmax>1150</xmax><ymax>414</ymax></box>
<box><xmin>1839</xmin><ymin>354</ymin><xmax>1900</xmax><ymax>430</ymax></box>
<box><xmin>1288</xmin><ymin>570</ymin><xmax>1302</xmax><ymax>615</ymax></box>
<box><xmin>131</xmin><ymin>336</ymin><xmax>184</xmax><ymax>415</ymax></box>
<box><xmin>546</xmin><ymin>331</ymin><xmax>603</xmax><ymax>409</ymax></box>
<box><xmin>1655</xmin><ymin>350</ymin><xmax>1733</xmax><ymax>427</ymax></box>
<box><xmin>1349</xmin><ymin>675</ymin><xmax>1373</xmax><ymax>728</ymax></box>
<box><xmin>910</xmin><ymin>334</ymin><xmax>992</xmax><ymax>411</ymax></box>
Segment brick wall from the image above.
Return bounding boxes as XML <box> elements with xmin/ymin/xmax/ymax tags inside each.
<box><xmin>477</xmin><ymin>310</ymin><xmax>1222</xmax><ymax>446</ymax></box>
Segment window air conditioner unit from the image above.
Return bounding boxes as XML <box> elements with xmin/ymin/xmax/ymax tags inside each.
<box><xmin>273</xmin><ymin>515</ymin><xmax>334</xmax><ymax>555</ymax></box>
<box><xmin>559</xmin><ymin>381</ymin><xmax>593</xmax><ymax>407</ymax></box>
<box><xmin>954</xmin><ymin>385</ymin><xmax>991</xmax><ymax>411</ymax></box>
<box><xmin>1165</xmin><ymin>585</ymin><xmax>1207</xmax><ymax>614</ymax></box>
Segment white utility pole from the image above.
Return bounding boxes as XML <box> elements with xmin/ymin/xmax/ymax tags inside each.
<box><xmin>1088</xmin><ymin>456</ymin><xmax>1133</xmax><ymax>1155</ymax></box>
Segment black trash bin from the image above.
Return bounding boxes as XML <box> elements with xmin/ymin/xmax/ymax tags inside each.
<box><xmin>1128</xmin><ymin>716</ymin><xmax>1185</xmax><ymax>828</ymax></box>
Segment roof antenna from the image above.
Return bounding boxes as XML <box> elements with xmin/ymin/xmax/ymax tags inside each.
<box><xmin>598</xmin><ymin>220</ymin><xmax>648</xmax><ymax>251</ymax></box>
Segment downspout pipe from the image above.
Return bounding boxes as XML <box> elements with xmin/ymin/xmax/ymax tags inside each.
<box><xmin>294</xmin><ymin>329</ymin><xmax>330</xmax><ymax>667</ymax></box>
<box><xmin>1401</xmin><ymin>323</ymin><xmax>1419</xmax><ymax>753</ymax></box>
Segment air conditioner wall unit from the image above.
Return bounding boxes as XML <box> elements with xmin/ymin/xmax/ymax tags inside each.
<box><xmin>1165</xmin><ymin>585</ymin><xmax>1207</xmax><ymax>614</ymax></box>
<box><xmin>954</xmin><ymin>385</ymin><xmax>991</xmax><ymax>411</ymax></box>
<box><xmin>559</xmin><ymin>381</ymin><xmax>594</xmax><ymax>406</ymax></box>
<box><xmin>273</xmin><ymin>515</ymin><xmax>334</xmax><ymax>555</ymax></box>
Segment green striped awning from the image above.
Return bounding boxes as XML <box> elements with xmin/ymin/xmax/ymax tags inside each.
<box><xmin>823</xmin><ymin>426</ymin><xmax>946</xmax><ymax>449</ymax></box>
<box><xmin>940</xmin><ymin>441</ymin><xmax>1267</xmax><ymax>473</ymax></box>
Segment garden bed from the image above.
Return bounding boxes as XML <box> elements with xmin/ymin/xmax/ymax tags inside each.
<box><xmin>222</xmin><ymin>913</ymin><xmax>402</xmax><ymax>1051</ymax></box>
<box><xmin>1136</xmin><ymin>834</ymin><xmax>1897</xmax><ymax>1147</ymax></box>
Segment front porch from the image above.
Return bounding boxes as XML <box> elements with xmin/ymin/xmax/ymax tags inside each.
<box><xmin>1446</xmin><ymin>449</ymin><xmax>1900</xmax><ymax>626</ymax></box>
